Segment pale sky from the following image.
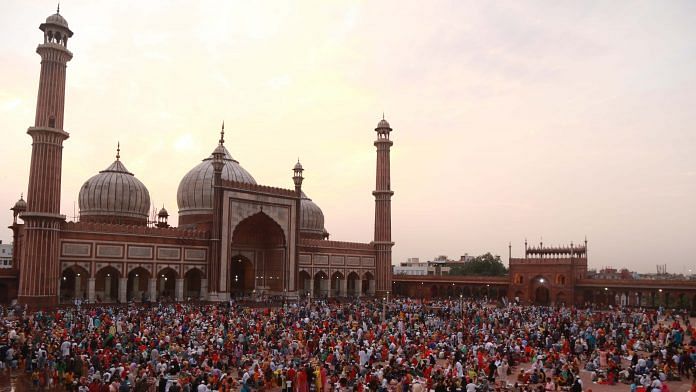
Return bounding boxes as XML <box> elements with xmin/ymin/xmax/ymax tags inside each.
<box><xmin>1</xmin><ymin>1</ymin><xmax>695</xmax><ymax>274</ymax></box>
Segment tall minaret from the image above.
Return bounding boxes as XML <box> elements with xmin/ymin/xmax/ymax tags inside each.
<box><xmin>18</xmin><ymin>9</ymin><xmax>74</xmax><ymax>307</ymax></box>
<box><xmin>373</xmin><ymin>116</ymin><xmax>394</xmax><ymax>297</ymax></box>
<box><xmin>209</xmin><ymin>123</ymin><xmax>226</xmax><ymax>300</ymax></box>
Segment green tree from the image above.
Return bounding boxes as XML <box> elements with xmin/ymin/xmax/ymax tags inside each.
<box><xmin>448</xmin><ymin>253</ymin><xmax>508</xmax><ymax>276</ymax></box>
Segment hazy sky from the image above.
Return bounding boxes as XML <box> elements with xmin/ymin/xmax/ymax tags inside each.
<box><xmin>1</xmin><ymin>1</ymin><xmax>695</xmax><ymax>274</ymax></box>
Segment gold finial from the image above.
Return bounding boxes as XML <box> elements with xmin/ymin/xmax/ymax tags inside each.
<box><xmin>57</xmin><ymin>3</ymin><xmax>60</xmax><ymax>14</ymax></box>
<box><xmin>116</xmin><ymin>141</ymin><xmax>120</xmax><ymax>160</ymax></box>
<box><xmin>219</xmin><ymin>121</ymin><xmax>225</xmax><ymax>145</ymax></box>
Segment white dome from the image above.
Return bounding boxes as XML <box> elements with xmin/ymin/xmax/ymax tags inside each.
<box><xmin>177</xmin><ymin>146</ymin><xmax>256</xmax><ymax>216</ymax></box>
<box><xmin>78</xmin><ymin>159</ymin><xmax>151</xmax><ymax>224</ymax></box>
<box><xmin>46</xmin><ymin>13</ymin><xmax>69</xmax><ymax>29</ymax></box>
<box><xmin>300</xmin><ymin>192</ymin><xmax>326</xmax><ymax>238</ymax></box>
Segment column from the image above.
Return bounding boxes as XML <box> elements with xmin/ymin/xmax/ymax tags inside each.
<box><xmin>200</xmin><ymin>278</ymin><xmax>208</xmax><ymax>300</ymax></box>
<box><xmin>339</xmin><ymin>278</ymin><xmax>347</xmax><ymax>297</ymax></box>
<box><xmin>148</xmin><ymin>278</ymin><xmax>157</xmax><ymax>302</ymax></box>
<box><xmin>119</xmin><ymin>278</ymin><xmax>127</xmax><ymax>303</ymax></box>
<box><xmin>356</xmin><ymin>279</ymin><xmax>362</xmax><ymax>298</ymax></box>
<box><xmin>175</xmin><ymin>278</ymin><xmax>184</xmax><ymax>301</ymax></box>
<box><xmin>368</xmin><ymin>279</ymin><xmax>375</xmax><ymax>296</ymax></box>
<box><xmin>309</xmin><ymin>278</ymin><xmax>315</xmax><ymax>298</ymax></box>
<box><xmin>87</xmin><ymin>278</ymin><xmax>96</xmax><ymax>303</ymax></box>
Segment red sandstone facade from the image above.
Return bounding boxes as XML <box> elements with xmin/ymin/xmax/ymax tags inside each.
<box><xmin>5</xmin><ymin>10</ymin><xmax>392</xmax><ymax>306</ymax></box>
<box><xmin>17</xmin><ymin>11</ymin><xmax>73</xmax><ymax>307</ymax></box>
<box><xmin>393</xmin><ymin>241</ymin><xmax>696</xmax><ymax>310</ymax></box>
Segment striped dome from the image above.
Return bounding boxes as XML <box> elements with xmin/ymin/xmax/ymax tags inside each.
<box><xmin>300</xmin><ymin>192</ymin><xmax>326</xmax><ymax>238</ymax></box>
<box><xmin>78</xmin><ymin>159</ymin><xmax>151</xmax><ymax>224</ymax></box>
<box><xmin>177</xmin><ymin>146</ymin><xmax>256</xmax><ymax>217</ymax></box>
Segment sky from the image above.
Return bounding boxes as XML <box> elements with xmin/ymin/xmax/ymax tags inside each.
<box><xmin>1</xmin><ymin>0</ymin><xmax>695</xmax><ymax>274</ymax></box>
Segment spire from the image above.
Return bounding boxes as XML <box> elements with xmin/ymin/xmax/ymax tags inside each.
<box><xmin>219</xmin><ymin>121</ymin><xmax>225</xmax><ymax>145</ymax></box>
<box><xmin>116</xmin><ymin>141</ymin><xmax>120</xmax><ymax>160</ymax></box>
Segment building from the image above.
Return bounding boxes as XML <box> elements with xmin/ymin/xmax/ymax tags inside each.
<box><xmin>393</xmin><ymin>258</ymin><xmax>428</xmax><ymax>276</ymax></box>
<box><xmin>393</xmin><ymin>241</ymin><xmax>696</xmax><ymax>310</ymax></box>
<box><xmin>5</xmin><ymin>9</ymin><xmax>394</xmax><ymax>306</ymax></box>
<box><xmin>7</xmin><ymin>9</ymin><xmax>696</xmax><ymax>311</ymax></box>
<box><xmin>507</xmin><ymin>240</ymin><xmax>588</xmax><ymax>305</ymax></box>
<box><xmin>0</xmin><ymin>241</ymin><xmax>12</xmax><ymax>268</ymax></box>
<box><xmin>394</xmin><ymin>254</ymin><xmax>476</xmax><ymax>276</ymax></box>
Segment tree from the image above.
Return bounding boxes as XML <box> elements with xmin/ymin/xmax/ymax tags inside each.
<box><xmin>448</xmin><ymin>253</ymin><xmax>508</xmax><ymax>276</ymax></box>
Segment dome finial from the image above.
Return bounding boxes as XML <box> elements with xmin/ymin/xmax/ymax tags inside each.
<box><xmin>116</xmin><ymin>141</ymin><xmax>120</xmax><ymax>160</ymax></box>
<box><xmin>57</xmin><ymin>2</ymin><xmax>60</xmax><ymax>14</ymax></box>
<box><xmin>382</xmin><ymin>111</ymin><xmax>385</xmax><ymax>120</ymax></box>
<box><xmin>219</xmin><ymin>121</ymin><xmax>225</xmax><ymax>145</ymax></box>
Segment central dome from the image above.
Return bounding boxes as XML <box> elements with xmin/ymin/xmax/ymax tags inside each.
<box><xmin>177</xmin><ymin>145</ymin><xmax>256</xmax><ymax>217</ymax></box>
<box><xmin>78</xmin><ymin>156</ymin><xmax>151</xmax><ymax>225</ymax></box>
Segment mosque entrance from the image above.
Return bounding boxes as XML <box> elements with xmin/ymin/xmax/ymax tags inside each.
<box><xmin>230</xmin><ymin>212</ymin><xmax>286</xmax><ymax>295</ymax></box>
<box><xmin>535</xmin><ymin>286</ymin><xmax>550</xmax><ymax>305</ymax></box>
<box><xmin>229</xmin><ymin>255</ymin><xmax>254</xmax><ymax>297</ymax></box>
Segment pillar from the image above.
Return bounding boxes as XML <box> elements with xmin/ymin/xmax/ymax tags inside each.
<box><xmin>87</xmin><ymin>278</ymin><xmax>95</xmax><ymax>303</ymax></box>
<box><xmin>200</xmin><ymin>278</ymin><xmax>208</xmax><ymax>300</ymax></box>
<box><xmin>148</xmin><ymin>278</ymin><xmax>156</xmax><ymax>302</ymax></box>
<box><xmin>175</xmin><ymin>278</ymin><xmax>184</xmax><ymax>301</ymax></box>
<box><xmin>119</xmin><ymin>278</ymin><xmax>127</xmax><ymax>303</ymax></box>
<box><xmin>368</xmin><ymin>279</ymin><xmax>375</xmax><ymax>296</ymax></box>
<box><xmin>356</xmin><ymin>279</ymin><xmax>362</xmax><ymax>298</ymax></box>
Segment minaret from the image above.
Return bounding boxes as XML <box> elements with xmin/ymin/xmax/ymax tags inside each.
<box><xmin>292</xmin><ymin>160</ymin><xmax>303</xmax><ymax>296</ymax></box>
<box><xmin>18</xmin><ymin>9</ymin><xmax>74</xmax><ymax>307</ymax></box>
<box><xmin>373</xmin><ymin>116</ymin><xmax>394</xmax><ymax>297</ymax></box>
<box><xmin>209</xmin><ymin>123</ymin><xmax>226</xmax><ymax>300</ymax></box>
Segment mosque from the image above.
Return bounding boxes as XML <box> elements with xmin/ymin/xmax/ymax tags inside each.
<box><xmin>5</xmin><ymin>10</ymin><xmax>696</xmax><ymax>309</ymax></box>
<box><xmin>4</xmin><ymin>9</ymin><xmax>393</xmax><ymax>306</ymax></box>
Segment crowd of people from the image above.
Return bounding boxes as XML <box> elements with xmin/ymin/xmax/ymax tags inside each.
<box><xmin>0</xmin><ymin>297</ymin><xmax>694</xmax><ymax>392</ymax></box>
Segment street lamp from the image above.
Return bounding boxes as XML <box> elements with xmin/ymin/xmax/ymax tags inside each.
<box><xmin>459</xmin><ymin>294</ymin><xmax>463</xmax><ymax>315</ymax></box>
<box><xmin>382</xmin><ymin>296</ymin><xmax>387</xmax><ymax>322</ymax></box>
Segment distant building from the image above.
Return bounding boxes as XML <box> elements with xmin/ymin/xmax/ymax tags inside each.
<box><xmin>0</xmin><ymin>241</ymin><xmax>12</xmax><ymax>268</ymax></box>
<box><xmin>394</xmin><ymin>254</ymin><xmax>475</xmax><ymax>276</ymax></box>
<box><xmin>587</xmin><ymin>267</ymin><xmax>636</xmax><ymax>280</ymax></box>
